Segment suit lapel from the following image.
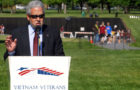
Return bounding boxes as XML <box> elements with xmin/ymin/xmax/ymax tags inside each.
<box><xmin>42</xmin><ymin>25</ymin><xmax>49</xmax><ymax>55</ymax></box>
<box><xmin>21</xmin><ymin>26</ymin><xmax>31</xmax><ymax>55</ymax></box>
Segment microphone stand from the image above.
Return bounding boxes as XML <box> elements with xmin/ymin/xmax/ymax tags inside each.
<box><xmin>35</xmin><ymin>26</ymin><xmax>41</xmax><ymax>56</ymax></box>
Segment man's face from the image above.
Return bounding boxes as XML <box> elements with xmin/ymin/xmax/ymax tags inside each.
<box><xmin>27</xmin><ymin>7</ymin><xmax>44</xmax><ymax>28</ymax></box>
<box><xmin>107</xmin><ymin>22</ymin><xmax>110</xmax><ymax>26</ymax></box>
<box><xmin>102</xmin><ymin>22</ymin><xmax>104</xmax><ymax>26</ymax></box>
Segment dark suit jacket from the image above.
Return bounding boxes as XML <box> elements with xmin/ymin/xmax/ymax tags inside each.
<box><xmin>4</xmin><ymin>24</ymin><xmax>65</xmax><ymax>60</ymax></box>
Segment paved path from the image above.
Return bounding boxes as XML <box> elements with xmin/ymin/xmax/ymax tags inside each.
<box><xmin>95</xmin><ymin>42</ymin><xmax>140</xmax><ymax>50</ymax></box>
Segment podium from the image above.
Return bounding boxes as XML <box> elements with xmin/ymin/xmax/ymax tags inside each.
<box><xmin>8</xmin><ymin>56</ymin><xmax>71</xmax><ymax>90</ymax></box>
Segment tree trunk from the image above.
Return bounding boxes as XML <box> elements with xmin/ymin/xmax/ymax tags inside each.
<box><xmin>0</xmin><ymin>7</ymin><xmax>2</xmax><ymax>13</ymax></box>
<box><xmin>85</xmin><ymin>3</ymin><xmax>89</xmax><ymax>14</ymax></box>
<box><xmin>100</xmin><ymin>3</ymin><xmax>103</xmax><ymax>13</ymax></box>
<box><xmin>107</xmin><ymin>3</ymin><xmax>111</xmax><ymax>14</ymax></box>
<box><xmin>80</xmin><ymin>1</ymin><xmax>83</xmax><ymax>13</ymax></box>
<box><xmin>57</xmin><ymin>8</ymin><xmax>60</xmax><ymax>13</ymax></box>
<box><xmin>128</xmin><ymin>6</ymin><xmax>130</xmax><ymax>13</ymax></box>
<box><xmin>57</xmin><ymin>4</ymin><xmax>61</xmax><ymax>13</ymax></box>
<box><xmin>10</xmin><ymin>6</ymin><xmax>16</xmax><ymax>14</ymax></box>
<box><xmin>117</xmin><ymin>5</ymin><xmax>120</xmax><ymax>12</ymax></box>
<box><xmin>0</xmin><ymin>0</ymin><xmax>3</xmax><ymax>13</ymax></box>
<box><xmin>100</xmin><ymin>0</ymin><xmax>104</xmax><ymax>13</ymax></box>
<box><xmin>10</xmin><ymin>7</ymin><xmax>13</xmax><ymax>14</ymax></box>
<box><xmin>71</xmin><ymin>1</ymin><xmax>74</xmax><ymax>10</ymax></box>
<box><xmin>64</xmin><ymin>4</ymin><xmax>67</xmax><ymax>14</ymax></box>
<box><xmin>124</xmin><ymin>7</ymin><xmax>128</xmax><ymax>14</ymax></box>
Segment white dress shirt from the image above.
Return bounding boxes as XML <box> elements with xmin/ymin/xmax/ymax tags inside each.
<box><xmin>28</xmin><ymin>25</ymin><xmax>43</xmax><ymax>56</ymax></box>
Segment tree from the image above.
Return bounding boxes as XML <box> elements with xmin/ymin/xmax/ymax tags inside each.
<box><xmin>62</xmin><ymin>0</ymin><xmax>69</xmax><ymax>14</ymax></box>
<box><xmin>88</xmin><ymin>0</ymin><xmax>100</xmax><ymax>12</ymax></box>
<box><xmin>88</xmin><ymin>0</ymin><xmax>109</xmax><ymax>13</ymax></box>
<box><xmin>1</xmin><ymin>0</ymin><xmax>15</xmax><ymax>13</ymax></box>
<box><xmin>74</xmin><ymin>0</ymin><xmax>89</xmax><ymax>12</ymax></box>
<box><xmin>43</xmin><ymin>0</ymin><xmax>68</xmax><ymax>14</ymax></box>
<box><xmin>105</xmin><ymin>0</ymin><xmax>131</xmax><ymax>14</ymax></box>
<box><xmin>120</xmin><ymin>0</ymin><xmax>131</xmax><ymax>13</ymax></box>
<box><xmin>106</xmin><ymin>0</ymin><xmax>112</xmax><ymax>13</ymax></box>
<box><xmin>0</xmin><ymin>0</ymin><xmax>3</xmax><ymax>13</ymax></box>
<box><xmin>135</xmin><ymin>0</ymin><xmax>140</xmax><ymax>7</ymax></box>
<box><xmin>129</xmin><ymin>0</ymin><xmax>140</xmax><ymax>9</ymax></box>
<box><xmin>43</xmin><ymin>0</ymin><xmax>62</xmax><ymax>13</ymax></box>
<box><xmin>109</xmin><ymin>0</ymin><xmax>131</xmax><ymax>14</ymax></box>
<box><xmin>0</xmin><ymin>0</ymin><xmax>30</xmax><ymax>13</ymax></box>
<box><xmin>22</xmin><ymin>0</ymin><xmax>30</xmax><ymax>5</ymax></box>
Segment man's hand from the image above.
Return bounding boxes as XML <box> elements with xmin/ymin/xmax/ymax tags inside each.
<box><xmin>5</xmin><ymin>35</ymin><xmax>17</xmax><ymax>52</ymax></box>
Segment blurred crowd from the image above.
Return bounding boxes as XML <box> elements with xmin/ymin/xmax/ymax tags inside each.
<box><xmin>0</xmin><ymin>24</ymin><xmax>5</xmax><ymax>34</ymax></box>
<box><xmin>92</xmin><ymin>21</ymin><xmax>131</xmax><ymax>44</ymax></box>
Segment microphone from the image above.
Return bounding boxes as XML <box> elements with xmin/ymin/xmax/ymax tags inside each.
<box><xmin>35</xmin><ymin>25</ymin><xmax>41</xmax><ymax>56</ymax></box>
<box><xmin>35</xmin><ymin>25</ymin><xmax>41</xmax><ymax>36</ymax></box>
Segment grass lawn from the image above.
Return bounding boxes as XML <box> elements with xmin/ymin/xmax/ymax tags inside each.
<box><xmin>120</xmin><ymin>15</ymin><xmax>140</xmax><ymax>47</ymax></box>
<box><xmin>0</xmin><ymin>34</ymin><xmax>9</xmax><ymax>41</ymax></box>
<box><xmin>0</xmin><ymin>9</ymin><xmax>139</xmax><ymax>18</ymax></box>
<box><xmin>0</xmin><ymin>39</ymin><xmax>140</xmax><ymax>90</ymax></box>
<box><xmin>0</xmin><ymin>10</ymin><xmax>140</xmax><ymax>90</ymax></box>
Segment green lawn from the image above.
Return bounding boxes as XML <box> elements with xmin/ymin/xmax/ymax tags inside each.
<box><xmin>0</xmin><ymin>34</ymin><xmax>9</xmax><ymax>41</ymax></box>
<box><xmin>0</xmin><ymin>9</ymin><xmax>139</xmax><ymax>18</ymax></box>
<box><xmin>0</xmin><ymin>10</ymin><xmax>140</xmax><ymax>90</ymax></box>
<box><xmin>0</xmin><ymin>39</ymin><xmax>140</xmax><ymax>90</ymax></box>
<box><xmin>0</xmin><ymin>10</ymin><xmax>83</xmax><ymax>17</ymax></box>
<box><xmin>63</xmin><ymin>39</ymin><xmax>140</xmax><ymax>90</ymax></box>
<box><xmin>120</xmin><ymin>15</ymin><xmax>140</xmax><ymax>47</ymax></box>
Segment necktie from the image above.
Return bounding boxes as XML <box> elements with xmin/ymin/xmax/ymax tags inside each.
<box><xmin>33</xmin><ymin>31</ymin><xmax>38</xmax><ymax>56</ymax></box>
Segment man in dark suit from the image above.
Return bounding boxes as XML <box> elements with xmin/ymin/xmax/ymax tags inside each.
<box><xmin>4</xmin><ymin>0</ymin><xmax>64</xmax><ymax>59</ymax></box>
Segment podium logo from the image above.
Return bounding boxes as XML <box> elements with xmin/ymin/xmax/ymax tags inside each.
<box><xmin>18</xmin><ymin>67</ymin><xmax>64</xmax><ymax>76</ymax></box>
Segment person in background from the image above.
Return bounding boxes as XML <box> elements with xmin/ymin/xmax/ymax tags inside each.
<box><xmin>92</xmin><ymin>21</ymin><xmax>100</xmax><ymax>44</ymax></box>
<box><xmin>89</xmin><ymin>13</ymin><xmax>93</xmax><ymax>18</ymax></box>
<box><xmin>116</xmin><ymin>29</ymin><xmax>121</xmax><ymax>44</ymax></box>
<box><xmin>4</xmin><ymin>0</ymin><xmax>65</xmax><ymax>60</ymax></box>
<box><xmin>126</xmin><ymin>30</ymin><xmax>131</xmax><ymax>43</ymax></box>
<box><xmin>120</xmin><ymin>29</ymin><xmax>125</xmax><ymax>43</ymax></box>
<box><xmin>0</xmin><ymin>25</ymin><xmax>2</xmax><ymax>34</ymax></box>
<box><xmin>111</xmin><ymin>25</ymin><xmax>118</xmax><ymax>43</ymax></box>
<box><xmin>0</xmin><ymin>24</ymin><xmax>4</xmax><ymax>34</ymax></box>
<box><xmin>99</xmin><ymin>21</ymin><xmax>106</xmax><ymax>44</ymax></box>
<box><xmin>81</xmin><ymin>10</ymin><xmax>86</xmax><ymax>17</ymax></box>
<box><xmin>106</xmin><ymin>22</ymin><xmax>112</xmax><ymax>44</ymax></box>
<box><xmin>60</xmin><ymin>25</ymin><xmax>64</xmax><ymax>38</ymax></box>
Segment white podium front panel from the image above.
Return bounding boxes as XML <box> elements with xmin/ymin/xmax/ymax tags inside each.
<box><xmin>8</xmin><ymin>56</ymin><xmax>71</xmax><ymax>90</ymax></box>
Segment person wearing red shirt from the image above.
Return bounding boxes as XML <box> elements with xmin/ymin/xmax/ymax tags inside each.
<box><xmin>99</xmin><ymin>22</ymin><xmax>106</xmax><ymax>43</ymax></box>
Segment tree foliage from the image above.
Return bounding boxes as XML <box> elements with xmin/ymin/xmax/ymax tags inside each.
<box><xmin>0</xmin><ymin>0</ymin><xmax>139</xmax><ymax>14</ymax></box>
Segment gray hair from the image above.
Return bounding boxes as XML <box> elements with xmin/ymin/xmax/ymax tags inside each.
<box><xmin>26</xmin><ymin>0</ymin><xmax>45</xmax><ymax>15</ymax></box>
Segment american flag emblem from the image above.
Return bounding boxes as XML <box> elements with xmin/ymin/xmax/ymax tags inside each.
<box><xmin>18</xmin><ymin>67</ymin><xmax>64</xmax><ymax>76</ymax></box>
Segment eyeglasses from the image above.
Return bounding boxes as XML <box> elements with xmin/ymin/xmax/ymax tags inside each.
<box><xmin>29</xmin><ymin>14</ymin><xmax>44</xmax><ymax>19</ymax></box>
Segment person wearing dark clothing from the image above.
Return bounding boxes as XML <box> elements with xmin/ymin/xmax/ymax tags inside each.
<box><xmin>92</xmin><ymin>21</ymin><xmax>100</xmax><ymax>43</ymax></box>
<box><xmin>4</xmin><ymin>0</ymin><xmax>65</xmax><ymax>60</ymax></box>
